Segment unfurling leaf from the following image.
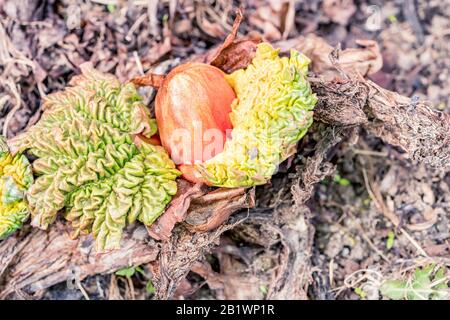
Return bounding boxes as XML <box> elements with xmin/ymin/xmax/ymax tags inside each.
<box><xmin>8</xmin><ymin>65</ymin><xmax>180</xmax><ymax>251</ymax></box>
<box><xmin>0</xmin><ymin>136</ymin><xmax>33</xmax><ymax>238</ymax></box>
<box><xmin>116</xmin><ymin>266</ymin><xmax>137</xmax><ymax>277</ymax></box>
<box><xmin>198</xmin><ymin>43</ymin><xmax>317</xmax><ymax>187</ymax></box>
<box><xmin>386</xmin><ymin>230</ymin><xmax>395</xmax><ymax>250</ymax></box>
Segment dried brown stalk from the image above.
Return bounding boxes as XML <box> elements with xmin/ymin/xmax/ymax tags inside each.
<box><xmin>312</xmin><ymin>76</ymin><xmax>450</xmax><ymax>169</ymax></box>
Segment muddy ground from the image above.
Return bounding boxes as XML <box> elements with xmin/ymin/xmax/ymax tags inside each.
<box><xmin>0</xmin><ymin>0</ymin><xmax>448</xmax><ymax>300</ymax></box>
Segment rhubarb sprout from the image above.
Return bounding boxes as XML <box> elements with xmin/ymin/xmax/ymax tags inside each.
<box><xmin>199</xmin><ymin>43</ymin><xmax>317</xmax><ymax>187</ymax></box>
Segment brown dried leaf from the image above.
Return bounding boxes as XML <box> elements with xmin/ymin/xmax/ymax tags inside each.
<box><xmin>275</xmin><ymin>34</ymin><xmax>383</xmax><ymax>77</ymax></box>
<box><xmin>195</xmin><ymin>6</ymin><xmax>228</xmax><ymax>38</ymax></box>
<box><xmin>249</xmin><ymin>6</ymin><xmax>281</xmax><ymax>41</ymax></box>
<box><xmin>423</xmin><ymin>243</ymin><xmax>449</xmax><ymax>257</ymax></box>
<box><xmin>147</xmin><ymin>0</ymin><xmax>160</xmax><ymax>38</ymax></box>
<box><xmin>3</xmin><ymin>0</ymin><xmax>45</xmax><ymax>21</ymax></box>
<box><xmin>406</xmin><ymin>206</ymin><xmax>438</xmax><ymax>232</ymax></box>
<box><xmin>216</xmin><ymin>253</ymin><xmax>265</xmax><ymax>300</ymax></box>
<box><xmin>142</xmin><ymin>22</ymin><xmax>172</xmax><ymax>65</ymax></box>
<box><xmin>147</xmin><ymin>180</ymin><xmax>207</xmax><ymax>241</ymax></box>
<box><xmin>249</xmin><ymin>0</ymin><xmax>295</xmax><ymax>41</ymax></box>
<box><xmin>204</xmin><ymin>9</ymin><xmax>262</xmax><ymax>73</ymax></box>
<box><xmin>322</xmin><ymin>0</ymin><xmax>357</xmax><ymax>25</ymax></box>
<box><xmin>130</xmin><ymin>73</ymin><xmax>166</xmax><ymax>88</ymax></box>
<box><xmin>208</xmin><ymin>37</ymin><xmax>261</xmax><ymax>73</ymax></box>
<box><xmin>281</xmin><ymin>0</ymin><xmax>296</xmax><ymax>39</ymax></box>
<box><xmin>190</xmin><ymin>260</ymin><xmax>224</xmax><ymax>291</ymax></box>
<box><xmin>185</xmin><ymin>187</ymin><xmax>255</xmax><ymax>232</ymax></box>
<box><xmin>340</xmin><ymin>39</ymin><xmax>383</xmax><ymax>75</ymax></box>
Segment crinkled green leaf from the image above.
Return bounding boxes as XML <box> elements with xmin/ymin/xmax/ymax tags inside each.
<box><xmin>0</xmin><ymin>136</ymin><xmax>33</xmax><ymax>239</ymax></box>
<box><xmin>198</xmin><ymin>43</ymin><xmax>317</xmax><ymax>187</ymax></box>
<box><xmin>8</xmin><ymin>65</ymin><xmax>180</xmax><ymax>251</ymax></box>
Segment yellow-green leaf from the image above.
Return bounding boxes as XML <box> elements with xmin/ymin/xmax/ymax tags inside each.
<box><xmin>197</xmin><ymin>43</ymin><xmax>317</xmax><ymax>187</ymax></box>
<box><xmin>0</xmin><ymin>136</ymin><xmax>33</xmax><ymax>239</ymax></box>
<box><xmin>8</xmin><ymin>65</ymin><xmax>180</xmax><ymax>251</ymax></box>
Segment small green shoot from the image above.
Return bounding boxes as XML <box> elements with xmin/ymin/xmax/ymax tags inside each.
<box><xmin>388</xmin><ymin>15</ymin><xmax>397</xmax><ymax>23</ymax></box>
<box><xmin>355</xmin><ymin>287</ymin><xmax>367</xmax><ymax>299</ymax></box>
<box><xmin>333</xmin><ymin>174</ymin><xmax>350</xmax><ymax>186</ymax></box>
<box><xmin>259</xmin><ymin>284</ymin><xmax>268</xmax><ymax>296</ymax></box>
<box><xmin>115</xmin><ymin>265</ymin><xmax>145</xmax><ymax>278</ymax></box>
<box><xmin>107</xmin><ymin>4</ymin><xmax>116</xmax><ymax>13</ymax></box>
<box><xmin>386</xmin><ymin>231</ymin><xmax>395</xmax><ymax>250</ymax></box>
<box><xmin>146</xmin><ymin>280</ymin><xmax>156</xmax><ymax>294</ymax></box>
